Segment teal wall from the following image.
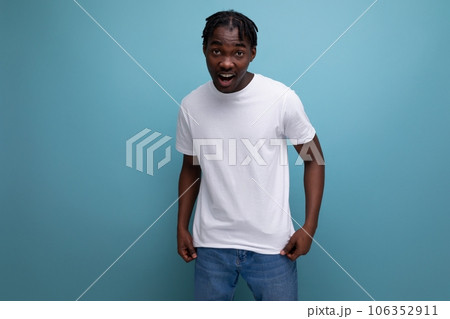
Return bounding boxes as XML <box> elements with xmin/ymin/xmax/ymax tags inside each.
<box><xmin>1</xmin><ymin>0</ymin><xmax>449</xmax><ymax>300</ymax></box>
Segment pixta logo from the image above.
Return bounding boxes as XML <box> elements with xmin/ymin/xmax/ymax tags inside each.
<box><xmin>126</xmin><ymin>128</ymin><xmax>172</xmax><ymax>176</ymax></box>
<box><xmin>192</xmin><ymin>138</ymin><xmax>324</xmax><ymax>166</ymax></box>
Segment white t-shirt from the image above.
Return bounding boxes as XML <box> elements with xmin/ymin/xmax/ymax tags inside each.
<box><xmin>176</xmin><ymin>74</ymin><xmax>316</xmax><ymax>254</ymax></box>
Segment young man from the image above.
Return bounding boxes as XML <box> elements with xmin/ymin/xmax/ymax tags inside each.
<box><xmin>176</xmin><ymin>10</ymin><xmax>324</xmax><ymax>301</ymax></box>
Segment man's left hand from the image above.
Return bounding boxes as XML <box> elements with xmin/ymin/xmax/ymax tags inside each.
<box><xmin>281</xmin><ymin>225</ymin><xmax>316</xmax><ymax>261</ymax></box>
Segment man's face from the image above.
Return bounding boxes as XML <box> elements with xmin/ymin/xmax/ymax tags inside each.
<box><xmin>203</xmin><ymin>26</ymin><xmax>256</xmax><ymax>93</ymax></box>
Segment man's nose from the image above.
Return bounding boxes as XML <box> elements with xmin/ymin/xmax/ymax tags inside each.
<box><xmin>219</xmin><ymin>56</ymin><xmax>233</xmax><ymax>69</ymax></box>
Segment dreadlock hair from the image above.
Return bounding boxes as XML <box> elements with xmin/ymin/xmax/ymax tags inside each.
<box><xmin>202</xmin><ymin>10</ymin><xmax>258</xmax><ymax>48</ymax></box>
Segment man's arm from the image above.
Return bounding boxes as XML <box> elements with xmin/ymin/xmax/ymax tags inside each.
<box><xmin>281</xmin><ymin>134</ymin><xmax>325</xmax><ymax>261</ymax></box>
<box><xmin>177</xmin><ymin>154</ymin><xmax>201</xmax><ymax>263</ymax></box>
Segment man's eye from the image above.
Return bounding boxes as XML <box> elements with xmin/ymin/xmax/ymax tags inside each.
<box><xmin>236</xmin><ymin>51</ymin><xmax>244</xmax><ymax>57</ymax></box>
<box><xmin>212</xmin><ymin>49</ymin><xmax>220</xmax><ymax>55</ymax></box>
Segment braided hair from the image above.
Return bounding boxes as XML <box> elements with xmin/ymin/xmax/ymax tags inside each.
<box><xmin>202</xmin><ymin>10</ymin><xmax>258</xmax><ymax>47</ymax></box>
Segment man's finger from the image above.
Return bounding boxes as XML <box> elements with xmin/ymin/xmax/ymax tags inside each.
<box><xmin>179</xmin><ymin>252</ymin><xmax>187</xmax><ymax>261</ymax></box>
<box><xmin>182</xmin><ymin>250</ymin><xmax>194</xmax><ymax>262</ymax></box>
<box><xmin>281</xmin><ymin>239</ymin><xmax>294</xmax><ymax>255</ymax></box>
<box><xmin>188</xmin><ymin>247</ymin><xmax>197</xmax><ymax>259</ymax></box>
<box><xmin>287</xmin><ymin>248</ymin><xmax>301</xmax><ymax>261</ymax></box>
<box><xmin>179</xmin><ymin>248</ymin><xmax>192</xmax><ymax>261</ymax></box>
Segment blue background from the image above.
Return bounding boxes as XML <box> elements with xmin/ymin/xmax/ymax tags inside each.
<box><xmin>1</xmin><ymin>0</ymin><xmax>449</xmax><ymax>301</ymax></box>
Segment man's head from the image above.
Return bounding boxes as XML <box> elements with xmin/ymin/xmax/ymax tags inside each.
<box><xmin>202</xmin><ymin>10</ymin><xmax>258</xmax><ymax>93</ymax></box>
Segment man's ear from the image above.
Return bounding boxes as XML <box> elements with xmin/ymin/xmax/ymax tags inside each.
<box><xmin>203</xmin><ymin>45</ymin><xmax>207</xmax><ymax>56</ymax></box>
<box><xmin>250</xmin><ymin>46</ymin><xmax>257</xmax><ymax>62</ymax></box>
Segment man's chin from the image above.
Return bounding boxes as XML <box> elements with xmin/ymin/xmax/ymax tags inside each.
<box><xmin>213</xmin><ymin>79</ymin><xmax>236</xmax><ymax>93</ymax></box>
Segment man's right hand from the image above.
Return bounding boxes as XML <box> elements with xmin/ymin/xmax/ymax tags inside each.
<box><xmin>177</xmin><ymin>228</ymin><xmax>197</xmax><ymax>262</ymax></box>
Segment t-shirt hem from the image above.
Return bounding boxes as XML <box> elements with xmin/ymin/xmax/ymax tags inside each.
<box><xmin>290</xmin><ymin>128</ymin><xmax>316</xmax><ymax>145</ymax></box>
<box><xmin>193</xmin><ymin>242</ymin><xmax>283</xmax><ymax>255</ymax></box>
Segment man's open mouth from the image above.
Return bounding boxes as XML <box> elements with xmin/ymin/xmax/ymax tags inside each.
<box><xmin>217</xmin><ymin>73</ymin><xmax>235</xmax><ymax>86</ymax></box>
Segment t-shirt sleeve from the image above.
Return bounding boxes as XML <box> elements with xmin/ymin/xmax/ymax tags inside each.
<box><xmin>283</xmin><ymin>89</ymin><xmax>316</xmax><ymax>145</ymax></box>
<box><xmin>176</xmin><ymin>105</ymin><xmax>194</xmax><ymax>155</ymax></box>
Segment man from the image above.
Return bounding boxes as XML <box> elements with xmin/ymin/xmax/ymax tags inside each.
<box><xmin>176</xmin><ymin>10</ymin><xmax>324</xmax><ymax>301</ymax></box>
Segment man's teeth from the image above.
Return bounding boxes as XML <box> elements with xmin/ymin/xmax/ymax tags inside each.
<box><xmin>220</xmin><ymin>74</ymin><xmax>234</xmax><ymax>78</ymax></box>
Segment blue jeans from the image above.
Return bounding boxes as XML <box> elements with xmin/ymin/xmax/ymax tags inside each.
<box><xmin>194</xmin><ymin>248</ymin><xmax>298</xmax><ymax>301</ymax></box>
